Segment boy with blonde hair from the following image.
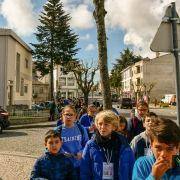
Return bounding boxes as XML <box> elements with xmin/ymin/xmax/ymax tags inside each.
<box><xmin>80</xmin><ymin>110</ymin><xmax>135</xmax><ymax>180</ymax></box>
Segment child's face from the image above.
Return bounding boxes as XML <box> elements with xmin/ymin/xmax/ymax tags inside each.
<box><xmin>137</xmin><ymin>105</ymin><xmax>148</xmax><ymax>117</ymax></box>
<box><xmin>62</xmin><ymin>108</ymin><xmax>76</xmax><ymax>127</ymax></box>
<box><xmin>143</xmin><ymin>116</ymin><xmax>157</xmax><ymax>132</ymax></box>
<box><xmin>96</xmin><ymin>117</ymin><xmax>115</xmax><ymax>137</ymax></box>
<box><xmin>88</xmin><ymin>106</ymin><xmax>97</xmax><ymax>116</ymax></box>
<box><xmin>45</xmin><ymin>137</ymin><xmax>62</xmax><ymax>155</ymax></box>
<box><xmin>151</xmin><ymin>138</ymin><xmax>179</xmax><ymax>168</ymax></box>
<box><xmin>118</xmin><ymin>122</ymin><xmax>126</xmax><ymax>132</ymax></box>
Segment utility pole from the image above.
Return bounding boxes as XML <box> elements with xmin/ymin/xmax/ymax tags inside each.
<box><xmin>171</xmin><ymin>2</ymin><xmax>180</xmax><ymax>126</ymax></box>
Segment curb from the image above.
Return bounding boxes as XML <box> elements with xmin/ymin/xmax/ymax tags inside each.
<box><xmin>7</xmin><ymin>122</ymin><xmax>56</xmax><ymax>130</ymax></box>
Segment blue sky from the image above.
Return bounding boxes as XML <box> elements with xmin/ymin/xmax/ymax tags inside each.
<box><xmin>0</xmin><ymin>0</ymin><xmax>179</xmax><ymax>72</ymax></box>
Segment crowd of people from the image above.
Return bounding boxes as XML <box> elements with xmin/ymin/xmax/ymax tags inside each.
<box><xmin>30</xmin><ymin>99</ymin><xmax>180</xmax><ymax>180</ymax></box>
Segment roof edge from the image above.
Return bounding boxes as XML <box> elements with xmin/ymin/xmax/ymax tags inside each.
<box><xmin>0</xmin><ymin>28</ymin><xmax>32</xmax><ymax>53</ymax></box>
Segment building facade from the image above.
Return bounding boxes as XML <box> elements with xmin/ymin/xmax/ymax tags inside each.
<box><xmin>121</xmin><ymin>66</ymin><xmax>132</xmax><ymax>98</ymax></box>
<box><xmin>121</xmin><ymin>54</ymin><xmax>176</xmax><ymax>101</ymax></box>
<box><xmin>0</xmin><ymin>29</ymin><xmax>32</xmax><ymax>108</ymax></box>
<box><xmin>32</xmin><ymin>68</ymin><xmax>50</xmax><ymax>104</ymax></box>
<box><xmin>131</xmin><ymin>54</ymin><xmax>176</xmax><ymax>101</ymax></box>
<box><xmin>56</xmin><ymin>65</ymin><xmax>79</xmax><ymax>98</ymax></box>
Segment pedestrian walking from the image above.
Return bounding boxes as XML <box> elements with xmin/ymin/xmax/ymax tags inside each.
<box><xmin>49</xmin><ymin>100</ymin><xmax>56</xmax><ymax>121</ymax></box>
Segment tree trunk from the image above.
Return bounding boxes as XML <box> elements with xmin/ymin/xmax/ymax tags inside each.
<box><xmin>93</xmin><ymin>0</ymin><xmax>112</xmax><ymax>110</ymax></box>
<box><xmin>84</xmin><ymin>91</ymin><xmax>89</xmax><ymax>107</ymax></box>
<box><xmin>50</xmin><ymin>58</ymin><xmax>54</xmax><ymax>100</ymax></box>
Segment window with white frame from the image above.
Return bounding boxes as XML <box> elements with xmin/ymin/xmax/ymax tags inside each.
<box><xmin>59</xmin><ymin>77</ymin><xmax>66</xmax><ymax>86</ymax></box>
<box><xmin>67</xmin><ymin>77</ymin><xmax>75</xmax><ymax>86</ymax></box>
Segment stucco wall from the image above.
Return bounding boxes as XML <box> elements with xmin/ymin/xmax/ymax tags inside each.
<box><xmin>143</xmin><ymin>54</ymin><xmax>175</xmax><ymax>101</ymax></box>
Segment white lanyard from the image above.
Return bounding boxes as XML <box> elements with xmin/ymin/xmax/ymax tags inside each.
<box><xmin>145</xmin><ymin>133</ymin><xmax>150</xmax><ymax>148</ymax></box>
<box><xmin>103</xmin><ymin>148</ymin><xmax>113</xmax><ymax>164</ymax></box>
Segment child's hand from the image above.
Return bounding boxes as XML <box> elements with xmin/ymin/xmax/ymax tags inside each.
<box><xmin>152</xmin><ymin>157</ymin><xmax>171</xmax><ymax>179</ymax></box>
<box><xmin>75</xmin><ymin>152</ymin><xmax>82</xmax><ymax>160</ymax></box>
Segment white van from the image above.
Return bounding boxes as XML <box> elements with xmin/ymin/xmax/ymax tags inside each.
<box><xmin>161</xmin><ymin>94</ymin><xmax>176</xmax><ymax>104</ymax></box>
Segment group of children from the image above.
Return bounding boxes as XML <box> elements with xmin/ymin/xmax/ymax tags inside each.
<box><xmin>30</xmin><ymin>102</ymin><xmax>180</xmax><ymax>180</ymax></box>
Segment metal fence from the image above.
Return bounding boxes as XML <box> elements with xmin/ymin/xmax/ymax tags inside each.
<box><xmin>9</xmin><ymin>109</ymin><xmax>49</xmax><ymax>118</ymax></box>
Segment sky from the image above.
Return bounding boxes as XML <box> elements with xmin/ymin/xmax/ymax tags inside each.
<box><xmin>0</xmin><ymin>0</ymin><xmax>179</xmax><ymax>74</ymax></box>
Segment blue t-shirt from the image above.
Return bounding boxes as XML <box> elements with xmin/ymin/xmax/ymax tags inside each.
<box><xmin>56</xmin><ymin>123</ymin><xmax>89</xmax><ymax>167</ymax></box>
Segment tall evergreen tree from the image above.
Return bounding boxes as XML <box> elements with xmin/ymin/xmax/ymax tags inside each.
<box><xmin>110</xmin><ymin>48</ymin><xmax>142</xmax><ymax>96</ymax></box>
<box><xmin>115</xmin><ymin>48</ymin><xmax>142</xmax><ymax>70</ymax></box>
<box><xmin>109</xmin><ymin>68</ymin><xmax>122</xmax><ymax>97</ymax></box>
<box><xmin>31</xmin><ymin>0</ymin><xmax>79</xmax><ymax>100</ymax></box>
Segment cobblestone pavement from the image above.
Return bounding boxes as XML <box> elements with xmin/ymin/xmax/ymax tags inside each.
<box><xmin>0</xmin><ymin>126</ymin><xmax>54</xmax><ymax>180</ymax></box>
<box><xmin>0</xmin><ymin>152</ymin><xmax>36</xmax><ymax>180</ymax></box>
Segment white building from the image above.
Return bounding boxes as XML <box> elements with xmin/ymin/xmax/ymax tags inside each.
<box><xmin>0</xmin><ymin>29</ymin><xmax>32</xmax><ymax>108</ymax></box>
<box><xmin>121</xmin><ymin>66</ymin><xmax>132</xmax><ymax>98</ymax></box>
<box><xmin>121</xmin><ymin>54</ymin><xmax>176</xmax><ymax>101</ymax></box>
<box><xmin>131</xmin><ymin>54</ymin><xmax>176</xmax><ymax>101</ymax></box>
<box><xmin>56</xmin><ymin>65</ymin><xmax>79</xmax><ymax>98</ymax></box>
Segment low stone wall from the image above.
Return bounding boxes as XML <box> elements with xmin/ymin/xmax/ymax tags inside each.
<box><xmin>9</xmin><ymin>117</ymin><xmax>49</xmax><ymax>125</ymax></box>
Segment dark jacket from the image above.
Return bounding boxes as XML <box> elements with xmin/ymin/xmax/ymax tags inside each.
<box><xmin>80</xmin><ymin>131</ymin><xmax>135</xmax><ymax>180</ymax></box>
<box><xmin>30</xmin><ymin>151</ymin><xmax>77</xmax><ymax>180</ymax></box>
<box><xmin>128</xmin><ymin>116</ymin><xmax>145</xmax><ymax>142</ymax></box>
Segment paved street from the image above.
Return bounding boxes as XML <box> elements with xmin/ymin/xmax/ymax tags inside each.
<box><xmin>0</xmin><ymin>124</ymin><xmax>56</xmax><ymax>180</ymax></box>
<box><xmin>115</xmin><ymin>105</ymin><xmax>177</xmax><ymax>122</ymax></box>
<box><xmin>0</xmin><ymin>107</ymin><xmax>177</xmax><ymax>179</ymax></box>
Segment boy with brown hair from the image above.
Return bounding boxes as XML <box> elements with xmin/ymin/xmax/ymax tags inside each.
<box><xmin>30</xmin><ymin>129</ymin><xmax>77</xmax><ymax>180</ymax></box>
<box><xmin>132</xmin><ymin>118</ymin><xmax>180</xmax><ymax>180</ymax></box>
<box><xmin>130</xmin><ymin>112</ymin><xmax>158</xmax><ymax>159</ymax></box>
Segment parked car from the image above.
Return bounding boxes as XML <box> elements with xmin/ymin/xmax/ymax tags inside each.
<box><xmin>0</xmin><ymin>107</ymin><xmax>10</xmax><ymax>133</ymax></box>
<box><xmin>44</xmin><ymin>101</ymin><xmax>53</xmax><ymax>109</ymax></box>
<box><xmin>120</xmin><ymin>98</ymin><xmax>133</xmax><ymax>109</ymax></box>
<box><xmin>31</xmin><ymin>104</ymin><xmax>45</xmax><ymax>111</ymax></box>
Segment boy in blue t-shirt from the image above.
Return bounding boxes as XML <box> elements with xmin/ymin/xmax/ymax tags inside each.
<box><xmin>30</xmin><ymin>129</ymin><xmax>77</xmax><ymax>180</ymax></box>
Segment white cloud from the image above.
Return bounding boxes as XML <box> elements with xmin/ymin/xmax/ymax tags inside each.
<box><xmin>80</xmin><ymin>33</ymin><xmax>90</xmax><ymax>40</ymax></box>
<box><xmin>105</xmin><ymin>0</ymin><xmax>180</xmax><ymax>58</ymax></box>
<box><xmin>85</xmin><ymin>43</ymin><xmax>95</xmax><ymax>51</ymax></box>
<box><xmin>0</xmin><ymin>0</ymin><xmax>38</xmax><ymax>36</ymax></box>
<box><xmin>69</xmin><ymin>4</ymin><xmax>94</xmax><ymax>29</ymax></box>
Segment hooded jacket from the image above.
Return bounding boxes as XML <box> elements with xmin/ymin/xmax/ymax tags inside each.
<box><xmin>80</xmin><ymin>131</ymin><xmax>135</xmax><ymax>180</ymax></box>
